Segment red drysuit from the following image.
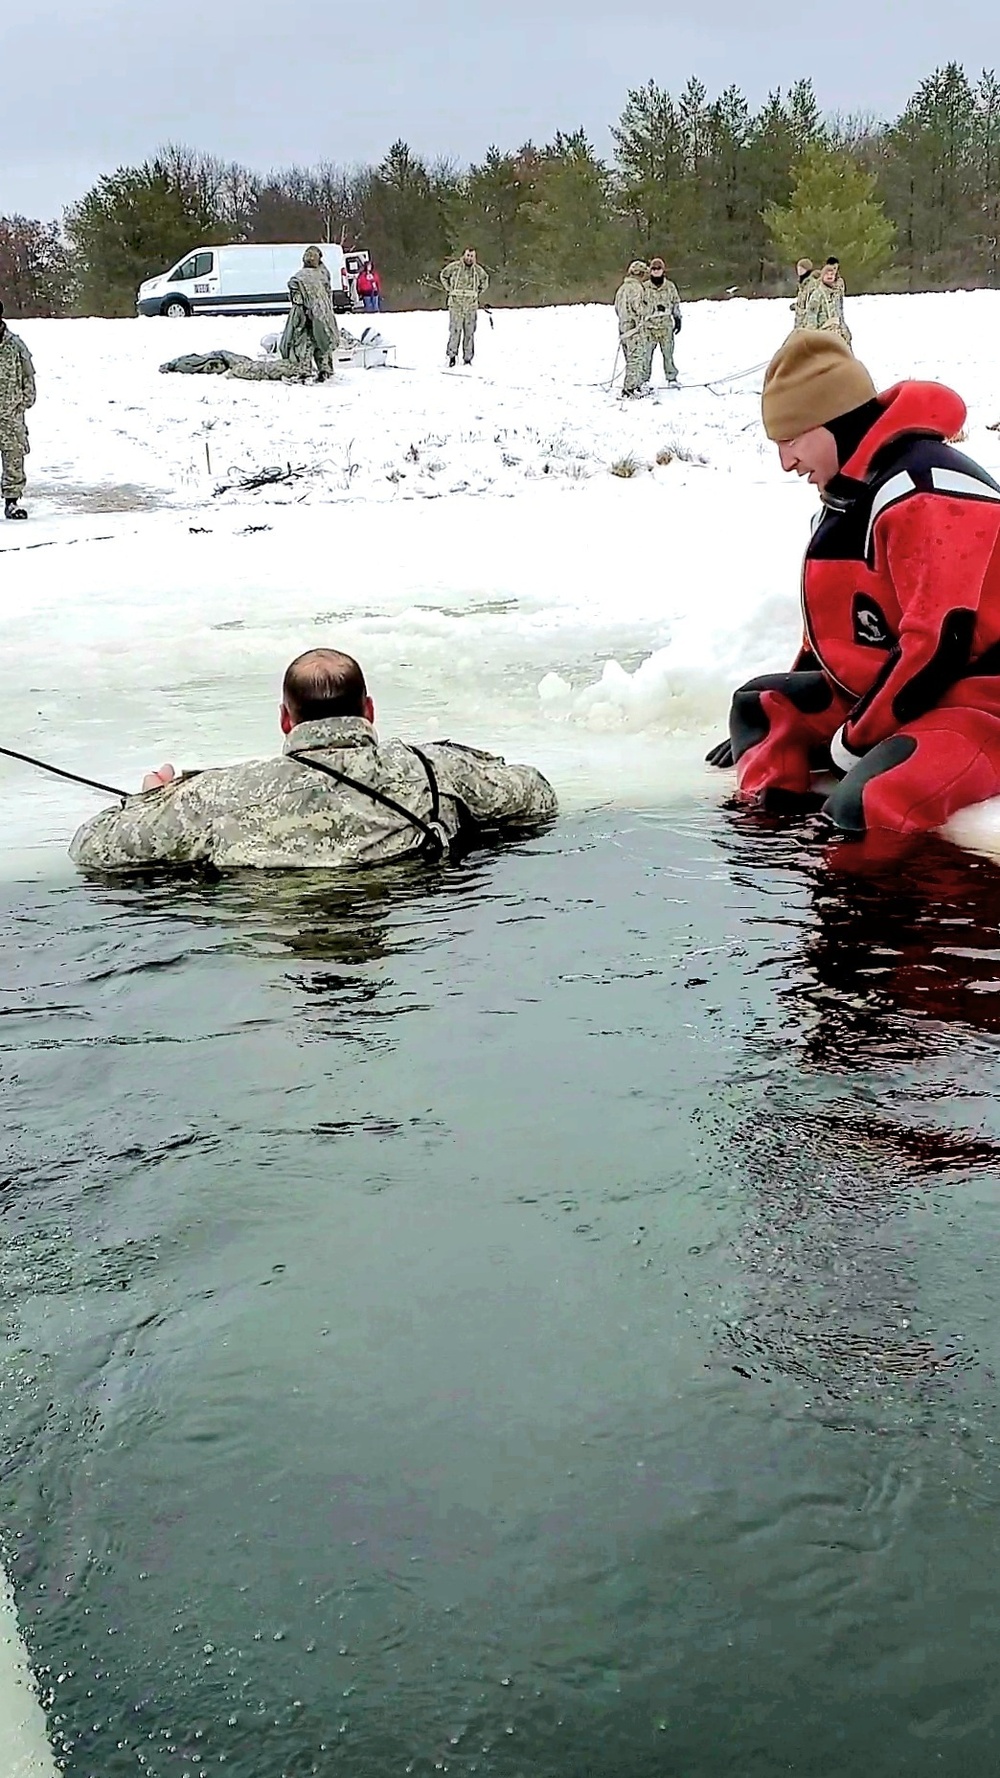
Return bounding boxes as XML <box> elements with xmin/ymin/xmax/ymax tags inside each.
<box><xmin>731</xmin><ymin>381</ymin><xmax>1000</xmax><ymax>835</ymax></box>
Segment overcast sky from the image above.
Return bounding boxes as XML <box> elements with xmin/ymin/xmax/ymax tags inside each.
<box><xmin>2</xmin><ymin>0</ymin><xmax>997</xmax><ymax>218</ymax></box>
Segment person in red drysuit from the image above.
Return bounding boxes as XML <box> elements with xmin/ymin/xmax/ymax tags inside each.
<box><xmin>356</xmin><ymin>261</ymin><xmax>382</xmax><ymax>312</ymax></box>
<box><xmin>708</xmin><ymin>330</ymin><xmax>1000</xmax><ymax>840</ymax></box>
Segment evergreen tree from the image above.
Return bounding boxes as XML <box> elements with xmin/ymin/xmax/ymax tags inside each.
<box><xmin>612</xmin><ymin>80</ymin><xmax>685</xmax><ymax>254</ymax></box>
<box><xmin>526</xmin><ymin>131</ymin><xmax>626</xmax><ymax>299</ymax></box>
<box><xmin>765</xmin><ymin>143</ymin><xmax>896</xmax><ymax>288</ymax></box>
<box><xmin>450</xmin><ymin>145</ymin><xmax>540</xmax><ymax>295</ymax></box>
<box><xmin>65</xmin><ymin>153</ymin><xmax>220</xmax><ymax>316</ymax></box>
<box><xmin>360</xmin><ymin>141</ymin><xmax>454</xmax><ymax>297</ymax></box>
<box><xmin>881</xmin><ymin>64</ymin><xmax>977</xmax><ymax>285</ymax></box>
<box><xmin>970</xmin><ymin>70</ymin><xmax>1000</xmax><ymax>284</ymax></box>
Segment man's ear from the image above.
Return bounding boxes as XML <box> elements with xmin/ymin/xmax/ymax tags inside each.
<box><xmin>280</xmin><ymin>704</ymin><xmax>293</xmax><ymax>735</ymax></box>
<box><xmin>363</xmin><ymin>696</ymin><xmax>375</xmax><ymax>725</ymax></box>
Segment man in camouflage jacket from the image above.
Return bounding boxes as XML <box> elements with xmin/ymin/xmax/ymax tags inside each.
<box><xmin>802</xmin><ymin>261</ymin><xmax>852</xmax><ymax>346</ymax></box>
<box><xmin>0</xmin><ymin>302</ymin><xmax>36</xmax><ymax>519</ymax></box>
<box><xmin>440</xmin><ymin>248</ymin><xmax>490</xmax><ymax>366</ymax></box>
<box><xmin>614</xmin><ymin>262</ymin><xmax>651</xmax><ymax>397</ymax></box>
<box><xmin>70</xmin><ymin>649</ymin><xmax>557</xmax><ymax>872</ymax></box>
<box><xmin>646</xmin><ymin>257</ymin><xmax>681</xmax><ymax>386</ymax></box>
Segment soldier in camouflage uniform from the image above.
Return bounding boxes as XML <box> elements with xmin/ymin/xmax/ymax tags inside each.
<box><xmin>440</xmin><ymin>248</ymin><xmax>490</xmax><ymax>366</ymax></box>
<box><xmin>70</xmin><ymin>648</ymin><xmax>557</xmax><ymax>872</ymax></box>
<box><xmin>279</xmin><ymin>248</ymin><xmax>342</xmax><ymax>380</ymax></box>
<box><xmin>614</xmin><ymin>262</ymin><xmax>651</xmax><ymax>397</ymax></box>
<box><xmin>791</xmin><ymin>259</ymin><xmax>816</xmax><ymax>328</ymax></box>
<box><xmin>802</xmin><ymin>261</ymin><xmax>852</xmax><ymax>346</ymax></box>
<box><xmin>646</xmin><ymin>257</ymin><xmax>681</xmax><ymax>386</ymax></box>
<box><xmin>0</xmin><ymin>301</ymin><xmax>36</xmax><ymax>520</ymax></box>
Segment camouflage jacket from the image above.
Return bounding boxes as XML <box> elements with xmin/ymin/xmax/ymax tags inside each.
<box><xmin>614</xmin><ymin>276</ymin><xmax>649</xmax><ymax>336</ymax></box>
<box><xmin>0</xmin><ymin>325</ymin><xmax>36</xmax><ymax>419</ymax></box>
<box><xmin>802</xmin><ymin>279</ymin><xmax>851</xmax><ymax>342</ymax></box>
<box><xmin>647</xmin><ymin>277</ymin><xmax>680</xmax><ymax>334</ymax></box>
<box><xmin>792</xmin><ymin>272</ymin><xmax>818</xmax><ymax>328</ymax></box>
<box><xmin>440</xmin><ymin>259</ymin><xmax>490</xmax><ymax>305</ymax></box>
<box><xmin>69</xmin><ymin>716</ymin><xmax>557</xmax><ymax>873</ymax></box>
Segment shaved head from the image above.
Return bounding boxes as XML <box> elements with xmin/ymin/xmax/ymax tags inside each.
<box><xmin>282</xmin><ymin>649</ymin><xmax>368</xmax><ymax>724</ymax></box>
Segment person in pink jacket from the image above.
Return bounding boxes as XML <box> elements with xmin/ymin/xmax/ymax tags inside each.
<box><xmin>356</xmin><ymin>261</ymin><xmax>382</xmax><ymax>312</ymax></box>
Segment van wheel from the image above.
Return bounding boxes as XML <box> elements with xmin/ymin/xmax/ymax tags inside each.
<box><xmin>161</xmin><ymin>297</ymin><xmax>191</xmax><ymax>317</ymax></box>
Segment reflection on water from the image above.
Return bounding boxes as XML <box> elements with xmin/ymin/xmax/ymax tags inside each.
<box><xmin>4</xmin><ymin>813</ymin><xmax>1000</xmax><ymax>1774</ymax></box>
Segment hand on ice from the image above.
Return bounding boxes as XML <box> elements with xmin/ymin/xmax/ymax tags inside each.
<box><xmin>142</xmin><ymin>764</ymin><xmax>177</xmax><ymax>792</ymax></box>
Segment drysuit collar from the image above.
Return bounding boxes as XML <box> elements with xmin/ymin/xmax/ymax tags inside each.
<box><xmin>821</xmin><ymin>380</ymin><xmax>968</xmax><ymax>509</ymax></box>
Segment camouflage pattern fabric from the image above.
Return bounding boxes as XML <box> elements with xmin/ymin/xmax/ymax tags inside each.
<box><xmin>792</xmin><ymin>271</ymin><xmax>818</xmax><ymax>328</ymax></box>
<box><xmin>447</xmin><ymin>306</ymin><xmax>478</xmax><ymax>364</ymax></box>
<box><xmin>280</xmin><ymin>264</ymin><xmax>342</xmax><ymax>378</ymax></box>
<box><xmin>69</xmin><ymin>716</ymin><xmax>558</xmax><ymax>873</ymax></box>
<box><xmin>160</xmin><ymin>350</ymin><xmax>301</xmax><ymax>381</ymax></box>
<box><xmin>646</xmin><ymin>277</ymin><xmax>680</xmax><ymax>382</ymax></box>
<box><xmin>0</xmin><ymin>415</ymin><xmax>28</xmax><ymax>500</ymax></box>
<box><xmin>801</xmin><ymin>279</ymin><xmax>852</xmax><ymax>345</ymax></box>
<box><xmin>0</xmin><ymin>324</ymin><xmax>35</xmax><ymax>501</ymax></box>
<box><xmin>614</xmin><ymin>272</ymin><xmax>651</xmax><ymax>394</ymax></box>
<box><xmin>440</xmin><ymin>259</ymin><xmax>490</xmax><ymax>307</ymax></box>
<box><xmin>440</xmin><ymin>259</ymin><xmax>489</xmax><ymax>363</ymax></box>
<box><xmin>832</xmin><ymin>274</ymin><xmax>851</xmax><ymax>343</ymax></box>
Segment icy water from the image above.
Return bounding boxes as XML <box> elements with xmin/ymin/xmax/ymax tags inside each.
<box><xmin>4</xmin><ymin>807</ymin><xmax>1000</xmax><ymax>1776</ymax></box>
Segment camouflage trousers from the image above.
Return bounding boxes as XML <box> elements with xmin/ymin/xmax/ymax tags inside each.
<box><xmin>447</xmin><ymin>302</ymin><xmax>478</xmax><ymax>363</ymax></box>
<box><xmin>621</xmin><ymin>329</ymin><xmax>649</xmax><ymax>395</ymax></box>
<box><xmin>0</xmin><ymin>415</ymin><xmax>27</xmax><ymax>500</ymax></box>
<box><xmin>645</xmin><ymin>323</ymin><xmax>677</xmax><ymax>383</ymax></box>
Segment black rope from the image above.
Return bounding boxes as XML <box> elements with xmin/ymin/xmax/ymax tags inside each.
<box><xmin>290</xmin><ymin>746</ymin><xmax>449</xmax><ymax>858</ymax></box>
<box><xmin>0</xmin><ymin>744</ymin><xmax>128</xmax><ymax>801</ymax></box>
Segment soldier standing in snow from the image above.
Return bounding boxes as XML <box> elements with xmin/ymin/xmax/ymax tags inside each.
<box><xmin>614</xmin><ymin>261</ymin><xmax>651</xmax><ymax>398</ymax></box>
<box><xmin>646</xmin><ymin>257</ymin><xmax>681</xmax><ymax>387</ymax></box>
<box><xmin>440</xmin><ymin>247</ymin><xmax>490</xmax><ymax>367</ymax></box>
<box><xmin>0</xmin><ymin>301</ymin><xmax>36</xmax><ymax>520</ymax></box>
<box><xmin>280</xmin><ymin>247</ymin><xmax>342</xmax><ymax>381</ymax></box>
<box><xmin>791</xmin><ymin>258</ymin><xmax>817</xmax><ymax>328</ymax></box>
<box><xmin>802</xmin><ymin>259</ymin><xmax>852</xmax><ymax>346</ymax></box>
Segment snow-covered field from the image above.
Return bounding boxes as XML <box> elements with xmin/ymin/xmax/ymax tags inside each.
<box><xmin>3</xmin><ymin>291</ymin><xmax>1000</xmax><ymax>871</ymax></box>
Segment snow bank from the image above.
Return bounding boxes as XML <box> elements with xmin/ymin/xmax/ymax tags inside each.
<box><xmin>2</xmin><ymin>292</ymin><xmax>1000</xmax><ymax>868</ymax></box>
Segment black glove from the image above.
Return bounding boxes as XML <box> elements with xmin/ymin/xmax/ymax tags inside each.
<box><xmin>705</xmin><ymin>737</ymin><xmax>733</xmax><ymax>768</ymax></box>
<box><xmin>674</xmin><ymin>314</ymin><xmax>682</xmax><ymax>335</ymax></box>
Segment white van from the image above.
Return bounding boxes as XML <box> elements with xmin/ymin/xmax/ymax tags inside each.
<box><xmin>136</xmin><ymin>243</ymin><xmax>359</xmax><ymax>318</ymax></box>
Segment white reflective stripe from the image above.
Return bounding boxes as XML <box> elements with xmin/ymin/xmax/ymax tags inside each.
<box><xmin>829</xmin><ymin>725</ymin><xmax>859</xmax><ymax>775</ymax></box>
<box><xmin>930</xmin><ymin>466</ymin><xmax>1000</xmax><ymax>502</ymax></box>
<box><xmin>865</xmin><ymin>470</ymin><xmax>915</xmax><ymax>557</ymax></box>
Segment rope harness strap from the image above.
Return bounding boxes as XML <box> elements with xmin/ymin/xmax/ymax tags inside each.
<box><xmin>290</xmin><ymin>745</ymin><xmax>452</xmax><ymax>860</ymax></box>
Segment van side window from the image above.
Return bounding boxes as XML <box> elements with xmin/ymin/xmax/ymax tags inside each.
<box><xmin>170</xmin><ymin>252</ymin><xmax>213</xmax><ymax>282</ymax></box>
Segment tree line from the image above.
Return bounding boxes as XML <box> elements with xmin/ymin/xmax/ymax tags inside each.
<box><xmin>3</xmin><ymin>62</ymin><xmax>999</xmax><ymax>318</ymax></box>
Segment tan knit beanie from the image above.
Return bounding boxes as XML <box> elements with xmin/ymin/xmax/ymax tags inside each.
<box><xmin>762</xmin><ymin>332</ymin><xmax>877</xmax><ymax>441</ymax></box>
